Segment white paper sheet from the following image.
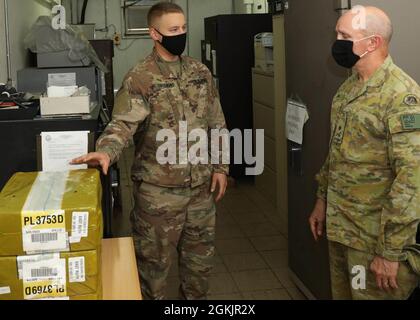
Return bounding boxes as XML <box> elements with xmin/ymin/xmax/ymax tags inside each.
<box><xmin>286</xmin><ymin>99</ymin><xmax>309</xmax><ymax>145</ymax></box>
<box><xmin>206</xmin><ymin>43</ymin><xmax>211</xmax><ymax>62</ymax></box>
<box><xmin>47</xmin><ymin>86</ymin><xmax>78</xmax><ymax>98</ymax></box>
<box><xmin>41</xmin><ymin>131</ymin><xmax>89</xmax><ymax>172</ymax></box>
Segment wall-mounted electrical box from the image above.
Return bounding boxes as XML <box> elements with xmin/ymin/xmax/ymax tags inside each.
<box><xmin>234</xmin><ymin>0</ymin><xmax>269</xmax><ymax>14</ymax></box>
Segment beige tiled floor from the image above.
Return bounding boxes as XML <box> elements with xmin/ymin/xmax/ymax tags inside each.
<box><xmin>112</xmin><ymin>147</ymin><xmax>307</xmax><ymax>300</ymax></box>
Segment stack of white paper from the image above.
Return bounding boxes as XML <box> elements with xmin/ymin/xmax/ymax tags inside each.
<box><xmin>47</xmin><ymin>86</ymin><xmax>78</xmax><ymax>98</ymax></box>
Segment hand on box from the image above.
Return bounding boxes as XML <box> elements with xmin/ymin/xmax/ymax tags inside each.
<box><xmin>71</xmin><ymin>152</ymin><xmax>111</xmax><ymax>175</ymax></box>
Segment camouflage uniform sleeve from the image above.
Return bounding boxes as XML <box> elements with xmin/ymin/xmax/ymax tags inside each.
<box><xmin>315</xmin><ymin>154</ymin><xmax>330</xmax><ymax>201</ymax></box>
<box><xmin>96</xmin><ymin>77</ymin><xmax>151</xmax><ymax>164</ymax></box>
<box><xmin>375</xmin><ymin>93</ymin><xmax>420</xmax><ymax>262</ymax></box>
<box><xmin>315</xmin><ymin>100</ymin><xmax>337</xmax><ymax>201</ymax></box>
<box><xmin>206</xmin><ymin>70</ymin><xmax>229</xmax><ymax>176</ymax></box>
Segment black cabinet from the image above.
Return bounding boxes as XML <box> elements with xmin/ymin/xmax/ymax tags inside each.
<box><xmin>202</xmin><ymin>14</ymin><xmax>273</xmax><ymax>179</ymax></box>
<box><xmin>90</xmin><ymin>40</ymin><xmax>115</xmax><ymax>113</ymax></box>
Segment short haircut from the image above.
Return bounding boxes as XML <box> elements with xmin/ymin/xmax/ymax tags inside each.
<box><xmin>364</xmin><ymin>12</ymin><xmax>393</xmax><ymax>43</ymax></box>
<box><xmin>147</xmin><ymin>2</ymin><xmax>184</xmax><ymax>27</ymax></box>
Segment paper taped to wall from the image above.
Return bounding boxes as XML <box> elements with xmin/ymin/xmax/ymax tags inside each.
<box><xmin>286</xmin><ymin>99</ymin><xmax>309</xmax><ymax>145</ymax></box>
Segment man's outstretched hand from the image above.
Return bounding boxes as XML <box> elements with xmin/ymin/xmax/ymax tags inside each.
<box><xmin>71</xmin><ymin>152</ymin><xmax>111</xmax><ymax>175</ymax></box>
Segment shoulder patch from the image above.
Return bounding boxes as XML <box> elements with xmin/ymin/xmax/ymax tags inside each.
<box><xmin>403</xmin><ymin>94</ymin><xmax>419</xmax><ymax>106</ymax></box>
<box><xmin>401</xmin><ymin>114</ymin><xmax>420</xmax><ymax>130</ymax></box>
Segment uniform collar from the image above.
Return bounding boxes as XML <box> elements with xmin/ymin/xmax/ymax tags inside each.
<box><xmin>151</xmin><ymin>48</ymin><xmax>187</xmax><ymax>79</ymax></box>
<box><xmin>364</xmin><ymin>55</ymin><xmax>393</xmax><ymax>89</ymax></box>
<box><xmin>342</xmin><ymin>55</ymin><xmax>393</xmax><ymax>104</ymax></box>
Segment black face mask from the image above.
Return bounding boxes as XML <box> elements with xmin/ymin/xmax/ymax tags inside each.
<box><xmin>331</xmin><ymin>40</ymin><xmax>361</xmax><ymax>69</ymax></box>
<box><xmin>156</xmin><ymin>30</ymin><xmax>187</xmax><ymax>56</ymax></box>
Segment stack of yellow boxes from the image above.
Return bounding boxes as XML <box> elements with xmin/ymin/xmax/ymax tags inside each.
<box><xmin>0</xmin><ymin>169</ymin><xmax>103</xmax><ymax>300</ymax></box>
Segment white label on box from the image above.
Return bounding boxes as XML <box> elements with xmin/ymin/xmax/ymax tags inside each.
<box><xmin>22</xmin><ymin>258</ymin><xmax>67</xmax><ymax>300</ymax></box>
<box><xmin>0</xmin><ymin>287</ymin><xmax>11</xmax><ymax>295</ymax></box>
<box><xmin>26</xmin><ymin>237</ymin><xmax>70</xmax><ymax>256</ymax></box>
<box><xmin>48</xmin><ymin>73</ymin><xmax>76</xmax><ymax>87</ymax></box>
<box><xmin>68</xmin><ymin>257</ymin><xmax>85</xmax><ymax>283</ymax></box>
<box><xmin>22</xmin><ymin>229</ymin><xmax>68</xmax><ymax>253</ymax></box>
<box><xmin>68</xmin><ymin>236</ymin><xmax>81</xmax><ymax>244</ymax></box>
<box><xmin>71</xmin><ymin>212</ymin><xmax>89</xmax><ymax>239</ymax></box>
<box><xmin>17</xmin><ymin>253</ymin><xmax>60</xmax><ymax>280</ymax></box>
<box><xmin>21</xmin><ymin>209</ymin><xmax>68</xmax><ymax>253</ymax></box>
<box><xmin>22</xmin><ymin>258</ymin><xmax>66</xmax><ymax>282</ymax></box>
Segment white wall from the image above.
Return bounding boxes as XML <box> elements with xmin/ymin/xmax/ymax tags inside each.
<box><xmin>68</xmin><ymin>0</ymin><xmax>232</xmax><ymax>90</ymax></box>
<box><xmin>0</xmin><ymin>0</ymin><xmax>51</xmax><ymax>85</ymax></box>
<box><xmin>65</xmin><ymin>0</ymin><xmax>154</xmax><ymax>89</ymax></box>
<box><xmin>188</xmin><ymin>0</ymin><xmax>232</xmax><ymax>60</ymax></box>
<box><xmin>353</xmin><ymin>0</ymin><xmax>420</xmax><ymax>84</ymax></box>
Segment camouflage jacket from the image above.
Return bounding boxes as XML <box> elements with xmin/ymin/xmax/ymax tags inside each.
<box><xmin>96</xmin><ymin>49</ymin><xmax>229</xmax><ymax>188</ymax></box>
<box><xmin>316</xmin><ymin>56</ymin><xmax>420</xmax><ymax>262</ymax></box>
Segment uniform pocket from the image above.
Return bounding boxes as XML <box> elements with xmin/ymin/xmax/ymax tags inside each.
<box><xmin>188</xmin><ymin>78</ymin><xmax>208</xmax><ymax>119</ymax></box>
<box><xmin>148</xmin><ymin>89</ymin><xmax>178</xmax><ymax>128</ymax></box>
<box><xmin>339</xmin><ymin>111</ymin><xmax>388</xmax><ymax>164</ymax></box>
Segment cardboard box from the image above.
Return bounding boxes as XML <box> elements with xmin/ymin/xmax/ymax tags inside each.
<box><xmin>0</xmin><ymin>250</ymin><xmax>102</xmax><ymax>300</ymax></box>
<box><xmin>40</xmin><ymin>95</ymin><xmax>91</xmax><ymax>116</ymax></box>
<box><xmin>0</xmin><ymin>169</ymin><xmax>103</xmax><ymax>257</ymax></box>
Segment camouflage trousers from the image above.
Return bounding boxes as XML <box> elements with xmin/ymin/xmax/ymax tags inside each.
<box><xmin>329</xmin><ymin>241</ymin><xmax>419</xmax><ymax>300</ymax></box>
<box><xmin>130</xmin><ymin>180</ymin><xmax>216</xmax><ymax>300</ymax></box>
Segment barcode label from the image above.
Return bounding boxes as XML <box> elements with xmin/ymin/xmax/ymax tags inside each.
<box><xmin>31</xmin><ymin>233</ymin><xmax>58</xmax><ymax>243</ymax></box>
<box><xmin>68</xmin><ymin>257</ymin><xmax>85</xmax><ymax>283</ymax></box>
<box><xmin>31</xmin><ymin>267</ymin><xmax>58</xmax><ymax>278</ymax></box>
<box><xmin>71</xmin><ymin>212</ymin><xmax>89</xmax><ymax>241</ymax></box>
<box><xmin>22</xmin><ymin>258</ymin><xmax>66</xmax><ymax>283</ymax></box>
<box><xmin>22</xmin><ymin>230</ymin><xmax>68</xmax><ymax>253</ymax></box>
<box><xmin>17</xmin><ymin>254</ymin><xmax>60</xmax><ymax>280</ymax></box>
<box><xmin>21</xmin><ymin>210</ymin><xmax>67</xmax><ymax>254</ymax></box>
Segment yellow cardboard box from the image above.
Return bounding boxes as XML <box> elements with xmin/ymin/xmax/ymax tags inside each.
<box><xmin>0</xmin><ymin>169</ymin><xmax>103</xmax><ymax>256</ymax></box>
<box><xmin>0</xmin><ymin>249</ymin><xmax>101</xmax><ymax>300</ymax></box>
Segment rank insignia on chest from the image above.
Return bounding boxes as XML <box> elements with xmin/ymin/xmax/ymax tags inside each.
<box><xmin>401</xmin><ymin>114</ymin><xmax>420</xmax><ymax>130</ymax></box>
<box><xmin>332</xmin><ymin>115</ymin><xmax>347</xmax><ymax>146</ymax></box>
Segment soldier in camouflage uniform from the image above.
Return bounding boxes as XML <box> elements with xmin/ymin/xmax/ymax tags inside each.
<box><xmin>72</xmin><ymin>2</ymin><xmax>228</xmax><ymax>300</ymax></box>
<box><xmin>309</xmin><ymin>6</ymin><xmax>420</xmax><ymax>300</ymax></box>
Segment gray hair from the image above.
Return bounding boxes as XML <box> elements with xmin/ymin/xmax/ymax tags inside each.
<box><xmin>364</xmin><ymin>10</ymin><xmax>394</xmax><ymax>44</ymax></box>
